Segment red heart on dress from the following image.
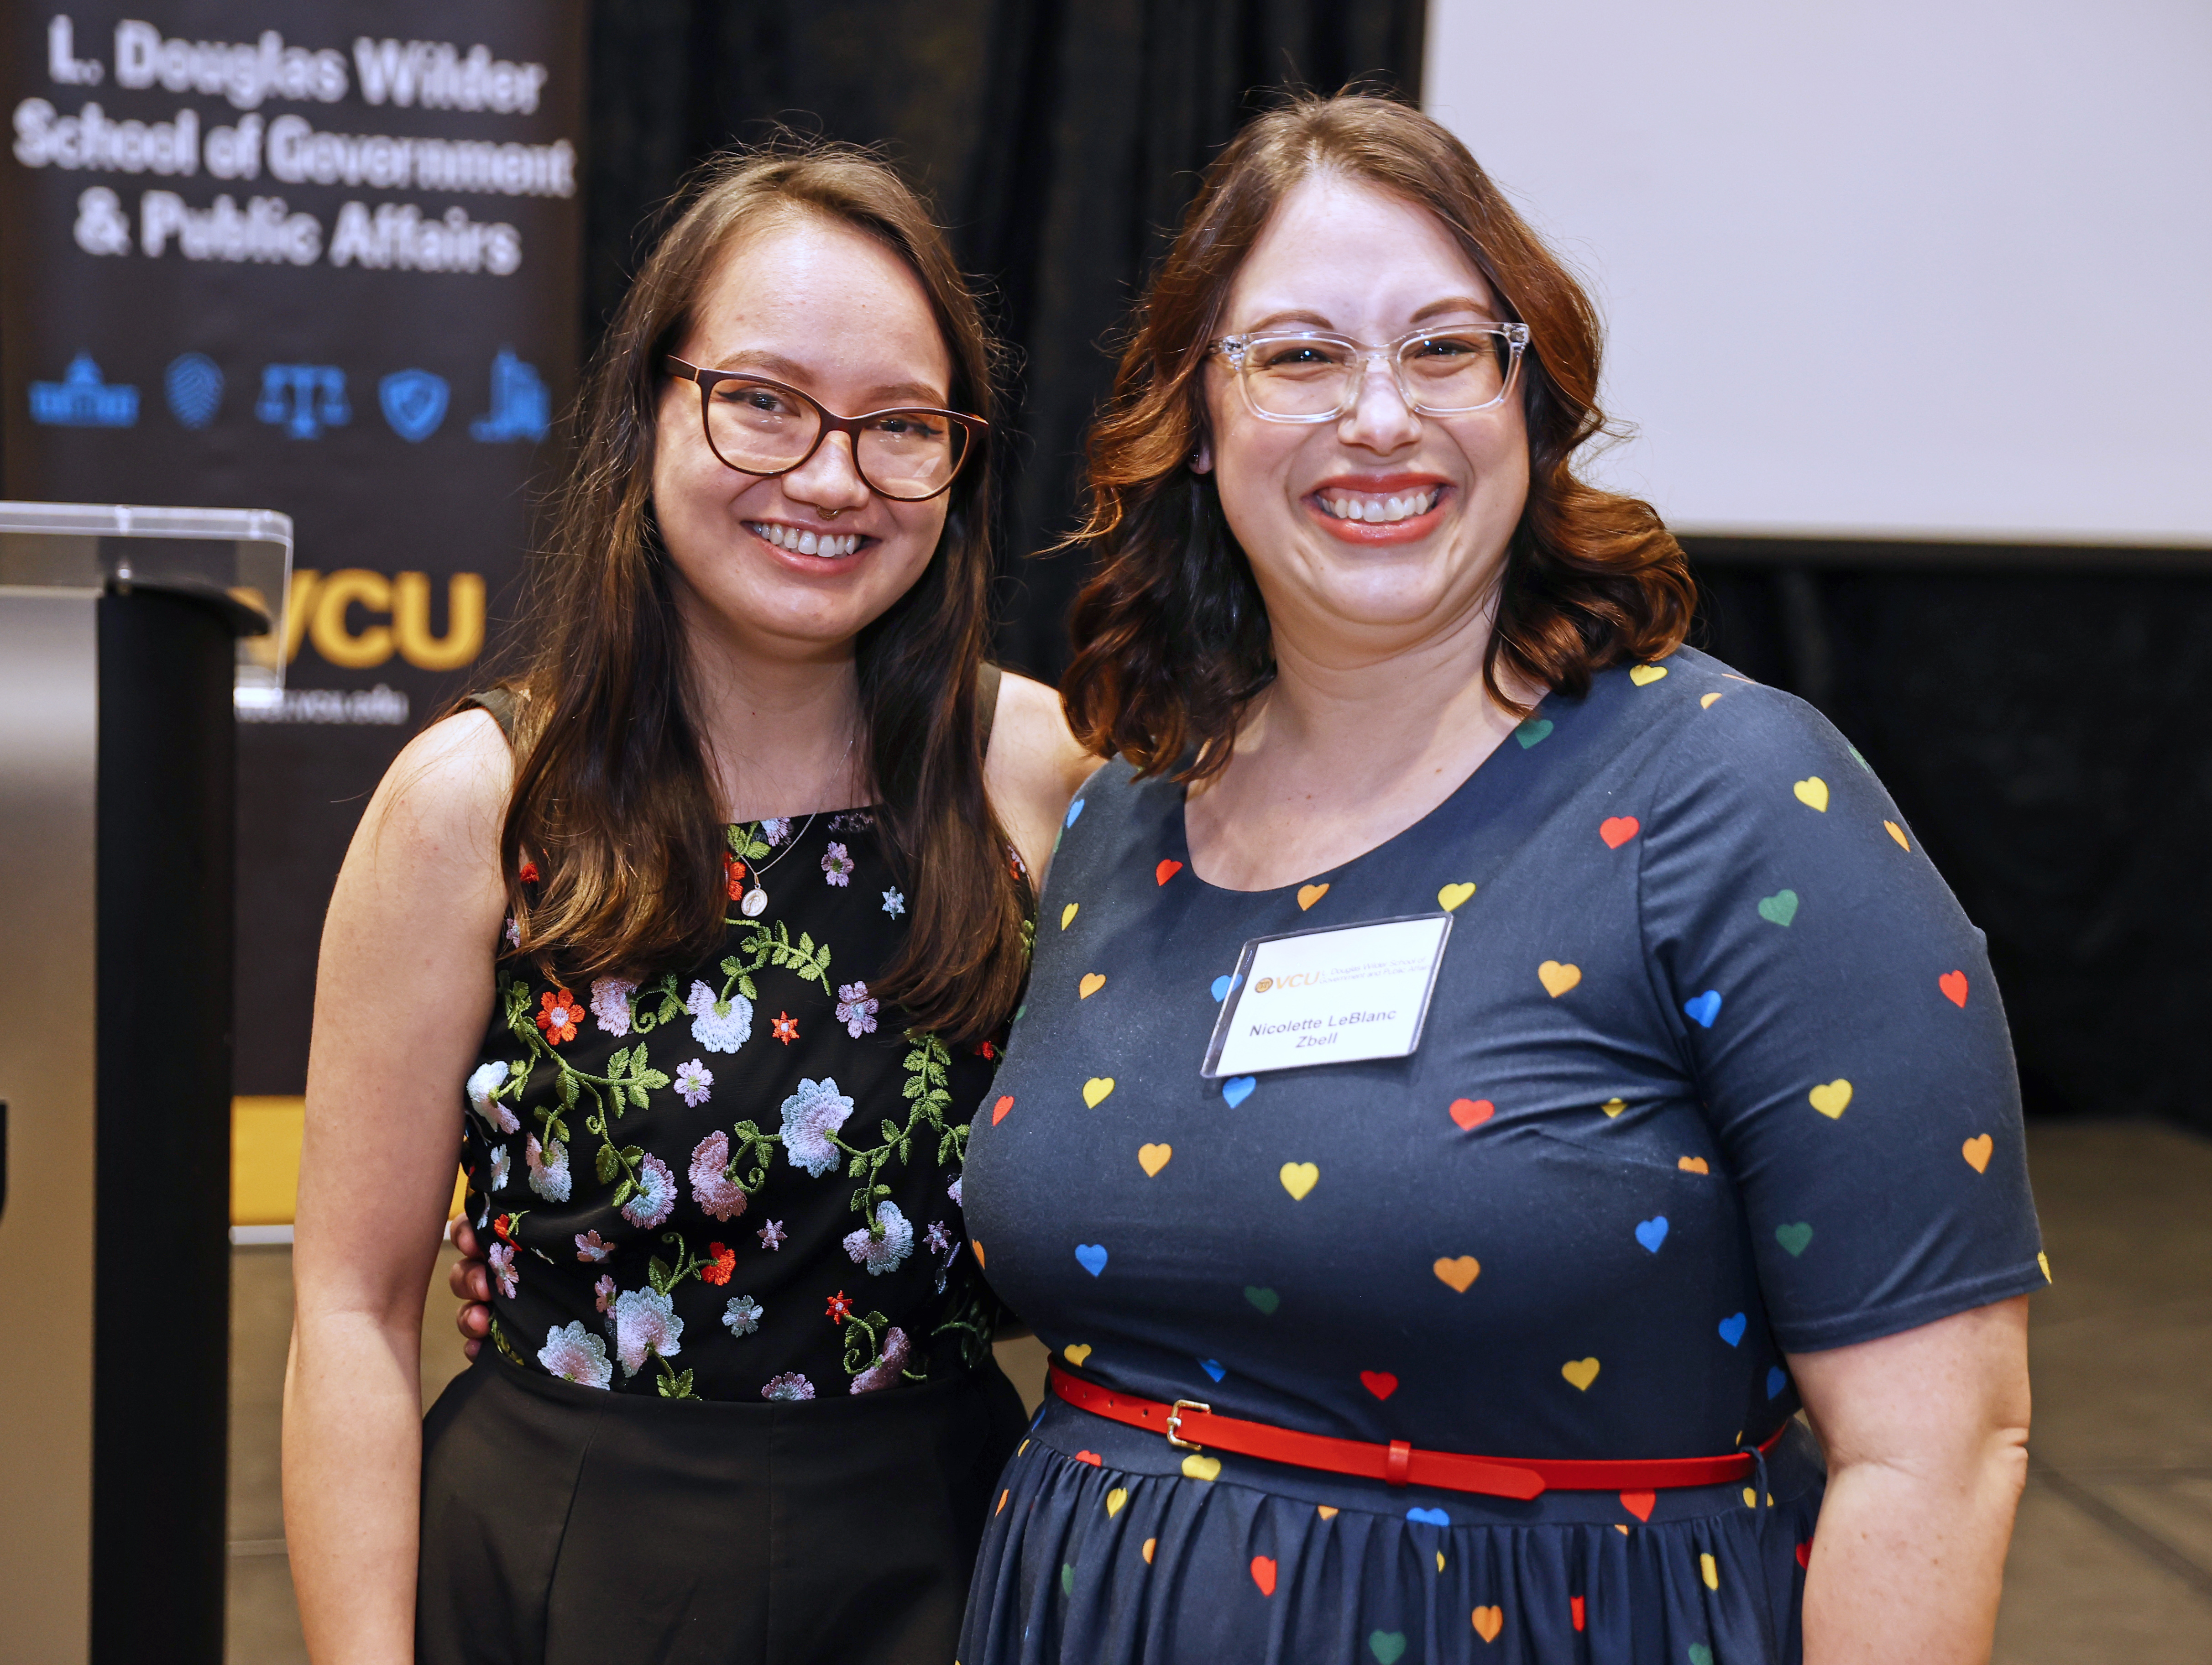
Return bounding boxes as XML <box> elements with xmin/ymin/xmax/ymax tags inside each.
<box><xmin>1074</xmin><ymin>1450</ymin><xmax>1103</xmax><ymax>1466</ymax></box>
<box><xmin>1156</xmin><ymin>859</ymin><xmax>1184</xmax><ymax>885</ymax></box>
<box><xmin>1250</xmin><ymin>1556</ymin><xmax>1277</xmax><ymax>1596</ymax></box>
<box><xmin>1570</xmin><ymin>1595</ymin><xmax>1586</xmax><ymax>1632</ymax></box>
<box><xmin>1449</xmin><ymin>1098</ymin><xmax>1494</xmax><ymax>1130</ymax></box>
<box><xmin>1619</xmin><ymin>1490</ymin><xmax>1655</xmax><ymax>1522</ymax></box>
<box><xmin>991</xmin><ymin>1095</ymin><xmax>1014</xmax><ymax>1125</ymax></box>
<box><xmin>1795</xmin><ymin>1539</ymin><xmax>1812</xmax><ymax>1569</ymax></box>
<box><xmin>1600</xmin><ymin>816</ymin><xmax>1640</xmax><ymax>849</ymax></box>
<box><xmin>1939</xmin><ymin>970</ymin><xmax>1968</xmax><ymax>1007</ymax></box>
<box><xmin>1359</xmin><ymin>1370</ymin><xmax>1399</xmax><ymax>1400</ymax></box>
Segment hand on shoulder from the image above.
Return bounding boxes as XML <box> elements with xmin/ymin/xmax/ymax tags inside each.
<box><xmin>985</xmin><ymin>670</ymin><xmax>1105</xmax><ymax>883</ymax></box>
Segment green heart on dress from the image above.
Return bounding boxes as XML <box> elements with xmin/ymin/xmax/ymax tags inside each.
<box><xmin>1756</xmin><ymin>889</ymin><xmax>1799</xmax><ymax>927</ymax></box>
<box><xmin>1775</xmin><ymin>1222</ymin><xmax>1814</xmax><ymax>1257</ymax></box>
<box><xmin>1369</xmin><ymin>1633</ymin><xmax>1408</xmax><ymax>1664</ymax></box>
<box><xmin>1244</xmin><ymin>1285</ymin><xmax>1280</xmax><ymax>1315</ymax></box>
<box><xmin>1060</xmin><ymin>1564</ymin><xmax>1074</xmax><ymax>1596</ymax></box>
<box><xmin>1515</xmin><ymin>717</ymin><xmax>1554</xmax><ymax>749</ymax></box>
<box><xmin>1689</xmin><ymin>1647</ymin><xmax>1715</xmax><ymax>1665</ymax></box>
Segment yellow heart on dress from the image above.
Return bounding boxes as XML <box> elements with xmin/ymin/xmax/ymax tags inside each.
<box><xmin>1742</xmin><ymin>1487</ymin><xmax>1757</xmax><ymax>1508</ymax></box>
<box><xmin>1105</xmin><ymin>1487</ymin><xmax>1128</xmax><ymax>1517</ymax></box>
<box><xmin>1279</xmin><ymin>1162</ymin><xmax>1319</xmax><ymax>1200</ymax></box>
<box><xmin>1079</xmin><ymin>972</ymin><xmax>1106</xmax><ymax>998</ymax></box>
<box><xmin>1143</xmin><ymin>1537</ymin><xmax>1157</xmax><ymax>1562</ymax></box>
<box><xmin>1438</xmin><ymin>882</ymin><xmax>1476</xmax><ymax>911</ymax></box>
<box><xmin>1064</xmin><ymin>1344</ymin><xmax>1092</xmax><ymax>1367</ymax></box>
<box><xmin>1297</xmin><ymin>883</ymin><xmax>1330</xmax><ymax>910</ymax></box>
<box><xmin>1961</xmin><ymin>1134</ymin><xmax>1993</xmax><ymax>1173</ymax></box>
<box><xmin>1181</xmin><ymin>1454</ymin><xmax>1221</xmax><ymax>1481</ymax></box>
<box><xmin>1472</xmin><ymin>1605</ymin><xmax>1503</xmax><ymax>1643</ymax></box>
<box><xmin>1436</xmin><ymin>1550</ymin><xmax>1446</xmax><ymax>1572</ymax></box>
<box><xmin>1062</xmin><ymin>902</ymin><xmax>1080</xmax><ymax>929</ymax></box>
<box><xmin>1630</xmin><ymin>664</ymin><xmax>1668</xmax><ymax>686</ymax></box>
<box><xmin>1561</xmin><ymin>1357</ymin><xmax>1601</xmax><ymax>1391</ymax></box>
<box><xmin>1538</xmin><ymin>960</ymin><xmax>1581</xmax><ymax>997</ymax></box>
<box><xmin>1700</xmin><ymin>692</ymin><xmax>1724</xmax><ymax>709</ymax></box>
<box><xmin>1317</xmin><ymin>1505</ymin><xmax>1339</xmax><ymax>1520</ymax></box>
<box><xmin>1884</xmin><ymin>820</ymin><xmax>1910</xmax><ymax>849</ymax></box>
<box><xmin>1808</xmin><ymin>1079</ymin><xmax>1852</xmax><ymax>1118</ymax></box>
<box><xmin>2039</xmin><ymin>1251</ymin><xmax>2052</xmax><ymax>1283</ymax></box>
<box><xmin>1793</xmin><ymin>776</ymin><xmax>1830</xmax><ymax>812</ymax></box>
<box><xmin>1433</xmin><ymin>1255</ymin><xmax>1481</xmax><ymax>1292</ymax></box>
<box><xmin>1138</xmin><ymin>1142</ymin><xmax>1172</xmax><ymax>1176</ymax></box>
<box><xmin>1700</xmin><ymin>1552</ymin><xmax>1719</xmax><ymax>1590</ymax></box>
<box><xmin>1601</xmin><ymin>1097</ymin><xmax>1626</xmax><ymax>1118</ymax></box>
<box><xmin>1082</xmin><ymin>1077</ymin><xmax>1115</xmax><ymax>1108</ymax></box>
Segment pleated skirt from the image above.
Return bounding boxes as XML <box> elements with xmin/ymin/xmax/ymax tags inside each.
<box><xmin>959</xmin><ymin>1395</ymin><xmax>1825</xmax><ymax>1665</ymax></box>
<box><xmin>418</xmin><ymin>1351</ymin><xmax>1028</xmax><ymax>1665</ymax></box>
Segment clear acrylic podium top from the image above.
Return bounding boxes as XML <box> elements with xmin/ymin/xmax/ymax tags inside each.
<box><xmin>0</xmin><ymin>500</ymin><xmax>292</xmax><ymax>704</ymax></box>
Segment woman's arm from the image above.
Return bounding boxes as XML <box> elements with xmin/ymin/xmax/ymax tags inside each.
<box><xmin>283</xmin><ymin>711</ymin><xmax>512</xmax><ymax>1664</ymax></box>
<box><xmin>985</xmin><ymin>669</ymin><xmax>1103</xmax><ymax>885</ymax></box>
<box><xmin>1790</xmin><ymin>1295</ymin><xmax>2031</xmax><ymax>1665</ymax></box>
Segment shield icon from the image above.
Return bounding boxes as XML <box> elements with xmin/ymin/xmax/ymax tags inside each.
<box><xmin>378</xmin><ymin>369</ymin><xmax>450</xmax><ymax>442</ymax></box>
<box><xmin>165</xmin><ymin>353</ymin><xmax>223</xmax><ymax>429</ymax></box>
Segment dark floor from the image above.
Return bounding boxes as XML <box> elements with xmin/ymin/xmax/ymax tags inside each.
<box><xmin>226</xmin><ymin>1121</ymin><xmax>2212</xmax><ymax>1662</ymax></box>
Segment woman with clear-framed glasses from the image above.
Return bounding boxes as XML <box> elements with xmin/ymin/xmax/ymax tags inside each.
<box><xmin>283</xmin><ymin>144</ymin><xmax>1096</xmax><ymax>1665</ymax></box>
<box><xmin>956</xmin><ymin>93</ymin><xmax>2041</xmax><ymax>1665</ymax></box>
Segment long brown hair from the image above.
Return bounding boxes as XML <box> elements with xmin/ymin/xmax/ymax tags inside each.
<box><xmin>492</xmin><ymin>143</ymin><xmax>1027</xmax><ymax>1043</ymax></box>
<box><xmin>1062</xmin><ymin>93</ymin><xmax>1695</xmax><ymax>778</ymax></box>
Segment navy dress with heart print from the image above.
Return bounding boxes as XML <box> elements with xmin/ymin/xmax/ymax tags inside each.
<box><xmin>958</xmin><ymin>646</ymin><xmax>2045</xmax><ymax>1665</ymax></box>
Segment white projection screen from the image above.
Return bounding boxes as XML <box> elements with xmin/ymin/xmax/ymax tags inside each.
<box><xmin>1425</xmin><ymin>1</ymin><xmax>2212</xmax><ymax>552</ymax></box>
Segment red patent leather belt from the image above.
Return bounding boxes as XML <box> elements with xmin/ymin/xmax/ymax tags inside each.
<box><xmin>1049</xmin><ymin>1366</ymin><xmax>1786</xmax><ymax>1501</ymax></box>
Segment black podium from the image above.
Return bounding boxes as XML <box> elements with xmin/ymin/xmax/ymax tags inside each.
<box><xmin>0</xmin><ymin>502</ymin><xmax>287</xmax><ymax>1665</ymax></box>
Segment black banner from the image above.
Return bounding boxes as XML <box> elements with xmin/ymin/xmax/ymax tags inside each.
<box><xmin>1</xmin><ymin>3</ymin><xmax>584</xmax><ymax>1091</ymax></box>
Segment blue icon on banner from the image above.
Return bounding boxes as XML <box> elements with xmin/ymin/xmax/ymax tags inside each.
<box><xmin>257</xmin><ymin>365</ymin><xmax>350</xmax><ymax>439</ymax></box>
<box><xmin>29</xmin><ymin>354</ymin><xmax>138</xmax><ymax>427</ymax></box>
<box><xmin>164</xmin><ymin>353</ymin><xmax>223</xmax><ymax>429</ymax></box>
<box><xmin>469</xmin><ymin>348</ymin><xmax>550</xmax><ymax>442</ymax></box>
<box><xmin>379</xmin><ymin>369</ymin><xmax>450</xmax><ymax>442</ymax></box>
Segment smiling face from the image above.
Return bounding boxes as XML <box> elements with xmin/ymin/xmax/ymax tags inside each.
<box><xmin>651</xmin><ymin>211</ymin><xmax>956</xmax><ymax>661</ymax></box>
<box><xmin>1202</xmin><ymin>173</ymin><xmax>1531</xmax><ymax>657</ymax></box>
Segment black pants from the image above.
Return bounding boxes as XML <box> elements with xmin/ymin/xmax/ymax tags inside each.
<box><xmin>418</xmin><ymin>1351</ymin><xmax>1029</xmax><ymax>1665</ymax></box>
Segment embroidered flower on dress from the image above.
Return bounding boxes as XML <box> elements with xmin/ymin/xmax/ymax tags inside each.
<box><xmin>686</xmin><ymin>979</ymin><xmax>753</xmax><ymax>1052</ymax></box>
<box><xmin>674</xmin><ymin>1059</ymin><xmax>713</xmax><ymax>1107</ymax></box>
<box><xmin>757</xmin><ymin>1220</ymin><xmax>786</xmax><ymax>1250</ymax></box>
<box><xmin>488</xmin><ymin>1144</ymin><xmax>511</xmax><ymax>1191</ymax></box>
<box><xmin>829</xmin><ymin>811</ymin><xmax>873</xmax><ymax>832</ymax></box>
<box><xmin>722</xmin><ymin>1295</ymin><xmax>763</xmax><ymax>1337</ymax></box>
<box><xmin>824</xmin><ymin>1289</ymin><xmax>853</xmax><ymax>1323</ymax></box>
<box><xmin>946</xmin><ymin>1173</ymin><xmax>962</xmax><ymax>1206</ymax></box>
<box><xmin>526</xmin><ymin>1133</ymin><xmax>571</xmax><ymax>1202</ymax></box>
<box><xmin>487</xmin><ymin>1241</ymin><xmax>518</xmax><ymax>1298</ymax></box>
<box><xmin>538</xmin><ymin>1321</ymin><xmax>612</xmax><ymax>1389</ymax></box>
<box><xmin>925</xmin><ymin>1220</ymin><xmax>952</xmax><ymax>1254</ymax></box>
<box><xmin>589</xmin><ymin>977</ymin><xmax>636</xmax><ymax>1037</ymax></box>
<box><xmin>612</xmin><ymin>1286</ymin><xmax>684</xmax><ymax>1378</ymax></box>
<box><xmin>778</xmin><ymin>1078</ymin><xmax>855</xmax><ymax>1177</ymax></box>
<box><xmin>771</xmin><ymin>1011</ymin><xmax>799</xmax><ymax>1045</ymax></box>
<box><xmin>594</xmin><ymin>1273</ymin><xmax>617</xmax><ymax>1312</ymax></box>
<box><xmin>842</xmin><ymin>1199</ymin><xmax>915</xmax><ymax>1276</ymax></box>
<box><xmin>688</xmin><ymin>1131</ymin><xmax>747</xmax><ymax>1220</ymax></box>
<box><xmin>493</xmin><ymin>1214</ymin><xmax>515</xmax><ymax>1242</ymax></box>
<box><xmin>762</xmin><ymin>1372</ymin><xmax>814</xmax><ymax>1401</ymax></box>
<box><xmin>503</xmin><ymin>915</ymin><xmax>520</xmax><ymax>948</ymax></box>
<box><xmin>466</xmin><ymin>1061</ymin><xmax>519</xmax><ymax>1133</ymax></box>
<box><xmin>620</xmin><ymin>1153</ymin><xmax>676</xmax><ymax>1229</ymax></box>
<box><xmin>851</xmin><ymin>1326</ymin><xmax>912</xmax><ymax>1393</ymax></box>
<box><xmin>518</xmin><ymin>859</ymin><xmax>540</xmax><ymax>884</ymax></box>
<box><xmin>536</xmin><ymin>987</ymin><xmax>581</xmax><ymax>1043</ymax></box>
<box><xmin>821</xmin><ymin>841</ymin><xmax>855</xmax><ymax>887</ymax></box>
<box><xmin>834</xmin><ymin>981</ymin><xmax>878</xmax><ymax>1039</ymax></box>
<box><xmin>575</xmin><ymin>1230</ymin><xmax>612</xmax><ymax>1262</ymax></box>
<box><xmin>722</xmin><ymin>851</ymin><xmax>747</xmax><ymax>900</ymax></box>
<box><xmin>881</xmin><ymin>887</ymin><xmax>905</xmax><ymax>917</ymax></box>
<box><xmin>760</xmin><ymin>817</ymin><xmax>792</xmax><ymax>846</ymax></box>
<box><xmin>701</xmin><ymin>1242</ymin><xmax>736</xmax><ymax>1286</ymax></box>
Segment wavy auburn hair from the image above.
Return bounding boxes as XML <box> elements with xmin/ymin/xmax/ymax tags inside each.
<box><xmin>1062</xmin><ymin>93</ymin><xmax>1694</xmax><ymax>779</ymax></box>
<box><xmin>490</xmin><ymin>144</ymin><xmax>1026</xmax><ymax>1043</ymax></box>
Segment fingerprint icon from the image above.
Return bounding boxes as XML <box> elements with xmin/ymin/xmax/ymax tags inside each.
<box><xmin>165</xmin><ymin>353</ymin><xmax>223</xmax><ymax>429</ymax></box>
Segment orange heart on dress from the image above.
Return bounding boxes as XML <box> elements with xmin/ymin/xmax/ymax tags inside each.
<box><xmin>1074</xmin><ymin>1450</ymin><xmax>1102</xmax><ymax>1466</ymax></box>
<box><xmin>991</xmin><ymin>1095</ymin><xmax>1014</xmax><ymax>1125</ymax></box>
<box><xmin>1297</xmin><ymin>883</ymin><xmax>1330</xmax><ymax>910</ymax></box>
<box><xmin>1317</xmin><ymin>1505</ymin><xmax>1339</xmax><ymax>1520</ymax></box>
<box><xmin>1449</xmin><ymin>1098</ymin><xmax>1494</xmax><ymax>1130</ymax></box>
<box><xmin>1678</xmin><ymin>1156</ymin><xmax>1709</xmax><ymax>1174</ymax></box>
<box><xmin>1620</xmin><ymin>1490</ymin><xmax>1655</xmax><ymax>1522</ymax></box>
<box><xmin>1884</xmin><ymin>820</ymin><xmax>1910</xmax><ymax>849</ymax></box>
<box><xmin>1472</xmin><ymin>1606</ymin><xmax>1503</xmax><ymax>1643</ymax></box>
<box><xmin>1143</xmin><ymin>1538</ymin><xmax>1157</xmax><ymax>1563</ymax></box>
<box><xmin>972</xmin><ymin>1241</ymin><xmax>985</xmax><ymax>1267</ymax></box>
<box><xmin>1961</xmin><ymin>1134</ymin><xmax>1993</xmax><ymax>1173</ymax></box>
<box><xmin>1940</xmin><ymin>970</ymin><xmax>1969</xmax><ymax>1007</ymax></box>
<box><xmin>1079</xmin><ymin>973</ymin><xmax>1106</xmax><ymax>998</ymax></box>
<box><xmin>1433</xmin><ymin>1256</ymin><xmax>1481</xmax><ymax>1292</ymax></box>
<box><xmin>1137</xmin><ymin>1142</ymin><xmax>1172</xmax><ymax>1176</ymax></box>
<box><xmin>1250</xmin><ymin>1556</ymin><xmax>1277</xmax><ymax>1596</ymax></box>
<box><xmin>1156</xmin><ymin>859</ymin><xmax>1183</xmax><ymax>886</ymax></box>
<box><xmin>1538</xmin><ymin>961</ymin><xmax>1581</xmax><ymax>997</ymax></box>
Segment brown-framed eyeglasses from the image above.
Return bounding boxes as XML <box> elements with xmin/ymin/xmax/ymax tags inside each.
<box><xmin>664</xmin><ymin>358</ymin><xmax>986</xmax><ymax>503</ymax></box>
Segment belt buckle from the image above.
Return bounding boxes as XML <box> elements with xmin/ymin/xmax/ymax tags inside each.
<box><xmin>1165</xmin><ymin>1398</ymin><xmax>1210</xmax><ymax>1451</ymax></box>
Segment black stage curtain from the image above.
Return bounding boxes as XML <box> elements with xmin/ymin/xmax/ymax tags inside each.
<box><xmin>580</xmin><ymin>0</ymin><xmax>1425</xmax><ymax>675</ymax></box>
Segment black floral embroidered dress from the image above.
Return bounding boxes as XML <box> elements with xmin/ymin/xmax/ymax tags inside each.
<box><xmin>460</xmin><ymin>811</ymin><xmax>1009</xmax><ymax>1402</ymax></box>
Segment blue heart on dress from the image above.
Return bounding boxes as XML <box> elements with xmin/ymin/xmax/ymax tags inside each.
<box><xmin>1064</xmin><ymin>798</ymin><xmax>1086</xmax><ymax>827</ymax></box>
<box><xmin>1074</xmin><ymin>1244</ymin><xmax>1108</xmax><ymax>1277</ymax></box>
<box><xmin>1683</xmin><ymin>990</ymin><xmax>1723</xmax><ymax>1028</ymax></box>
<box><xmin>1404</xmin><ymin>1507</ymin><xmax>1450</xmax><ymax>1527</ymax></box>
<box><xmin>1221</xmin><ymin>1076</ymin><xmax>1256</xmax><ymax>1108</ymax></box>
<box><xmin>1718</xmin><ymin>1312</ymin><xmax>1747</xmax><ymax>1347</ymax></box>
<box><xmin>1766</xmin><ymin>1365</ymin><xmax>1789</xmax><ymax>1399</ymax></box>
<box><xmin>1198</xmin><ymin>1358</ymin><xmax>1225</xmax><ymax>1382</ymax></box>
<box><xmin>1210</xmin><ymin>973</ymin><xmax>1242</xmax><ymax>1002</ymax></box>
<box><xmin>1635</xmin><ymin>1216</ymin><xmax>1669</xmax><ymax>1253</ymax></box>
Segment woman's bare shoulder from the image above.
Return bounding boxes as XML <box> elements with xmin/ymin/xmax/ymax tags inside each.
<box><xmin>988</xmin><ymin>670</ymin><xmax>1104</xmax><ymax>814</ymax></box>
<box><xmin>350</xmin><ymin>706</ymin><xmax>514</xmax><ymax>886</ymax></box>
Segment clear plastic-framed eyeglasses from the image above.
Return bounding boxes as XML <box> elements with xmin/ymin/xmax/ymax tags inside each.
<box><xmin>1210</xmin><ymin>323</ymin><xmax>1532</xmax><ymax>423</ymax></box>
<box><xmin>664</xmin><ymin>358</ymin><xmax>987</xmax><ymax>502</ymax></box>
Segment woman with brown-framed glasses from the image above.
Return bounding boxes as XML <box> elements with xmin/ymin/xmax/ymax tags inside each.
<box><xmin>282</xmin><ymin>144</ymin><xmax>1094</xmax><ymax>1665</ymax></box>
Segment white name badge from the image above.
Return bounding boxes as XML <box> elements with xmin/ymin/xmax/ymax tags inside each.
<box><xmin>1200</xmin><ymin>911</ymin><xmax>1454</xmax><ymax>1078</ymax></box>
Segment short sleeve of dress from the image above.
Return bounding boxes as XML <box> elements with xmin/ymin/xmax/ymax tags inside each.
<box><xmin>1633</xmin><ymin>684</ymin><xmax>2046</xmax><ymax>1354</ymax></box>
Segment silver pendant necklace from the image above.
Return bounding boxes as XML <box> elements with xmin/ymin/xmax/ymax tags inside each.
<box><xmin>736</xmin><ymin>731</ymin><xmax>854</xmax><ymax>918</ymax></box>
